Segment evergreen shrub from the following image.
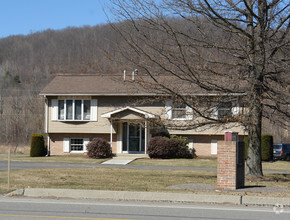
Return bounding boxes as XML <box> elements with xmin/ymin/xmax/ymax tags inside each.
<box><xmin>30</xmin><ymin>134</ymin><xmax>46</xmax><ymax>157</ymax></box>
<box><xmin>87</xmin><ymin>138</ymin><xmax>112</xmax><ymax>159</ymax></box>
<box><xmin>244</xmin><ymin>136</ymin><xmax>248</xmax><ymax>159</ymax></box>
<box><xmin>243</xmin><ymin>135</ymin><xmax>273</xmax><ymax>161</ymax></box>
<box><xmin>261</xmin><ymin>135</ymin><xmax>273</xmax><ymax>161</ymax></box>
<box><xmin>147</xmin><ymin>135</ymin><xmax>193</xmax><ymax>159</ymax></box>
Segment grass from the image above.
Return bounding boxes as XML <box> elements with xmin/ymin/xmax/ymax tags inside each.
<box><xmin>0</xmin><ymin>167</ymin><xmax>288</xmax><ymax>197</ymax></box>
<box><xmin>132</xmin><ymin>158</ymin><xmax>290</xmax><ymax>171</ymax></box>
<box><xmin>0</xmin><ymin>155</ymin><xmax>108</xmax><ymax>164</ymax></box>
<box><xmin>0</xmin><ymin>156</ymin><xmax>288</xmax><ymax>196</ymax></box>
<box><xmin>1</xmin><ymin>154</ymin><xmax>288</xmax><ymax>170</ymax></box>
<box><xmin>0</xmin><ymin>168</ymin><xmax>217</xmax><ymax>195</ymax></box>
<box><xmin>132</xmin><ymin>158</ymin><xmax>217</xmax><ymax>168</ymax></box>
<box><xmin>261</xmin><ymin>160</ymin><xmax>290</xmax><ymax>171</ymax></box>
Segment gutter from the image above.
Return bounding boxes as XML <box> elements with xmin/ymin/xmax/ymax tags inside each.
<box><xmin>39</xmin><ymin>93</ymin><xmax>247</xmax><ymax>97</ymax></box>
<box><xmin>44</xmin><ymin>96</ymin><xmax>50</xmax><ymax>156</ymax></box>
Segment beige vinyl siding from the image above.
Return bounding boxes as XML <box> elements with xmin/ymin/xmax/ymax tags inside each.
<box><xmin>48</xmin><ymin>96</ymin><xmax>162</xmax><ymax>134</ymax></box>
<box><xmin>168</xmin><ymin>123</ymin><xmax>246</xmax><ymax>135</ymax></box>
<box><xmin>47</xmin><ymin>96</ymin><xmax>246</xmax><ymax>136</ymax></box>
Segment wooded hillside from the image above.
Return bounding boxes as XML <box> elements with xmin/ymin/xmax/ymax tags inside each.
<box><xmin>0</xmin><ymin>21</ymin><xmax>288</xmax><ymax>145</ymax></box>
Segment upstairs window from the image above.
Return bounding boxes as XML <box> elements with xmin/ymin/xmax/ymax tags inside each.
<box><xmin>217</xmin><ymin>102</ymin><xmax>232</xmax><ymax>120</ymax></box>
<box><xmin>165</xmin><ymin>99</ymin><xmax>193</xmax><ymax>120</ymax></box>
<box><xmin>172</xmin><ymin>102</ymin><xmax>187</xmax><ymax>119</ymax></box>
<box><xmin>57</xmin><ymin>99</ymin><xmax>91</xmax><ymax>121</ymax></box>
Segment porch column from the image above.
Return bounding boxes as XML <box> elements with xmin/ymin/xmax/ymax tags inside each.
<box><xmin>145</xmin><ymin>120</ymin><xmax>148</xmax><ymax>153</ymax></box>
<box><xmin>110</xmin><ymin>119</ymin><xmax>113</xmax><ymax>150</ymax></box>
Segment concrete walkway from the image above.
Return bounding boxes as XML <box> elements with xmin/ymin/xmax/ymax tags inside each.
<box><xmin>7</xmin><ymin>188</ymin><xmax>290</xmax><ymax>207</ymax></box>
<box><xmin>101</xmin><ymin>154</ymin><xmax>149</xmax><ymax>165</ymax></box>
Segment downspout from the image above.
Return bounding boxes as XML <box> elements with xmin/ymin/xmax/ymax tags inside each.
<box><xmin>110</xmin><ymin>119</ymin><xmax>113</xmax><ymax>151</ymax></box>
<box><xmin>45</xmin><ymin>96</ymin><xmax>50</xmax><ymax>156</ymax></box>
<box><xmin>145</xmin><ymin>120</ymin><xmax>148</xmax><ymax>154</ymax></box>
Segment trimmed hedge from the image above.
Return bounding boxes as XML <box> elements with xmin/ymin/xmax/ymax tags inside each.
<box><xmin>244</xmin><ymin>136</ymin><xmax>248</xmax><ymax>159</ymax></box>
<box><xmin>261</xmin><ymin>135</ymin><xmax>273</xmax><ymax>161</ymax></box>
<box><xmin>30</xmin><ymin>134</ymin><xmax>46</xmax><ymax>157</ymax></box>
<box><xmin>147</xmin><ymin>135</ymin><xmax>193</xmax><ymax>159</ymax></box>
<box><xmin>87</xmin><ymin>138</ymin><xmax>112</xmax><ymax>159</ymax></box>
<box><xmin>244</xmin><ymin>135</ymin><xmax>273</xmax><ymax>161</ymax></box>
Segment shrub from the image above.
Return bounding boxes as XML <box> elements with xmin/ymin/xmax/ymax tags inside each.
<box><xmin>152</xmin><ymin>130</ymin><xmax>170</xmax><ymax>138</ymax></box>
<box><xmin>244</xmin><ymin>136</ymin><xmax>248</xmax><ymax>159</ymax></box>
<box><xmin>30</xmin><ymin>134</ymin><xmax>46</xmax><ymax>157</ymax></box>
<box><xmin>261</xmin><ymin>135</ymin><xmax>273</xmax><ymax>161</ymax></box>
<box><xmin>244</xmin><ymin>135</ymin><xmax>273</xmax><ymax>161</ymax></box>
<box><xmin>170</xmin><ymin>135</ymin><xmax>195</xmax><ymax>158</ymax></box>
<box><xmin>147</xmin><ymin>136</ymin><xmax>192</xmax><ymax>159</ymax></box>
<box><xmin>87</xmin><ymin>138</ymin><xmax>112</xmax><ymax>159</ymax></box>
<box><xmin>147</xmin><ymin>136</ymin><xmax>165</xmax><ymax>158</ymax></box>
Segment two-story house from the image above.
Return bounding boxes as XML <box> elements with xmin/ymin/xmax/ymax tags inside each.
<box><xmin>40</xmin><ymin>74</ymin><xmax>246</xmax><ymax>157</ymax></box>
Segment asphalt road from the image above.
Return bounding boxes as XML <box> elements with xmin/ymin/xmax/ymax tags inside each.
<box><xmin>0</xmin><ymin>197</ymin><xmax>289</xmax><ymax>220</ymax></box>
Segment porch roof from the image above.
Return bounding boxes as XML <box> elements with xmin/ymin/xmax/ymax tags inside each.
<box><xmin>101</xmin><ymin>106</ymin><xmax>159</xmax><ymax>119</ymax></box>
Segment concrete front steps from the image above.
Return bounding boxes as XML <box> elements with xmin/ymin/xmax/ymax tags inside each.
<box><xmin>101</xmin><ymin>154</ymin><xmax>149</xmax><ymax>165</ymax></box>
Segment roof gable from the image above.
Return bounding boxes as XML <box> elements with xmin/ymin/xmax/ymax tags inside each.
<box><xmin>101</xmin><ymin>106</ymin><xmax>158</xmax><ymax>119</ymax></box>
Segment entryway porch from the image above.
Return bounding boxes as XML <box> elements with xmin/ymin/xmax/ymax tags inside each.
<box><xmin>101</xmin><ymin>106</ymin><xmax>159</xmax><ymax>155</ymax></box>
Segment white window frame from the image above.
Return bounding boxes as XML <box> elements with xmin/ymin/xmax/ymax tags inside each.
<box><xmin>166</xmin><ymin>99</ymin><xmax>193</xmax><ymax>120</ymax></box>
<box><xmin>70</xmin><ymin>138</ymin><xmax>84</xmax><ymax>152</ymax></box>
<box><xmin>172</xmin><ymin>103</ymin><xmax>187</xmax><ymax>120</ymax></box>
<box><xmin>217</xmin><ymin>103</ymin><xmax>233</xmax><ymax>120</ymax></box>
<box><xmin>57</xmin><ymin>98</ymin><xmax>92</xmax><ymax>121</ymax></box>
<box><xmin>63</xmin><ymin>138</ymin><xmax>89</xmax><ymax>153</ymax></box>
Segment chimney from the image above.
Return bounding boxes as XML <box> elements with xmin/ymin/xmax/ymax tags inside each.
<box><xmin>132</xmin><ymin>69</ymin><xmax>138</xmax><ymax>81</ymax></box>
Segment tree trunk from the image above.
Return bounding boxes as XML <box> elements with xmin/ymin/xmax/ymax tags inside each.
<box><xmin>246</xmin><ymin>96</ymin><xmax>263</xmax><ymax>176</ymax></box>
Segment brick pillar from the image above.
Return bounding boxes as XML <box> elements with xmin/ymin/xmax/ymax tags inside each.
<box><xmin>217</xmin><ymin>141</ymin><xmax>237</xmax><ymax>190</ymax></box>
<box><xmin>217</xmin><ymin>141</ymin><xmax>245</xmax><ymax>190</ymax></box>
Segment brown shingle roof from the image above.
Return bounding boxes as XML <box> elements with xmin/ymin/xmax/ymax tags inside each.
<box><xmin>40</xmin><ymin>74</ymin><xmax>242</xmax><ymax>96</ymax></box>
<box><xmin>40</xmin><ymin>75</ymin><xmax>147</xmax><ymax>95</ymax></box>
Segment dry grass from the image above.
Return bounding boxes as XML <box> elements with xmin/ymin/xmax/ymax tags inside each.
<box><xmin>246</xmin><ymin>174</ymin><xmax>290</xmax><ymax>188</ymax></box>
<box><xmin>133</xmin><ymin>158</ymin><xmax>290</xmax><ymax>172</ymax></box>
<box><xmin>0</xmin><ymin>155</ymin><xmax>108</xmax><ymax>164</ymax></box>
<box><xmin>0</xmin><ymin>168</ymin><xmax>217</xmax><ymax>195</ymax></box>
<box><xmin>262</xmin><ymin>160</ymin><xmax>290</xmax><ymax>171</ymax></box>
<box><xmin>132</xmin><ymin>158</ymin><xmax>217</xmax><ymax>168</ymax></box>
<box><xmin>0</xmin><ymin>145</ymin><xmax>30</xmax><ymax>155</ymax></box>
<box><xmin>1</xmin><ymin>167</ymin><xmax>289</xmax><ymax>196</ymax></box>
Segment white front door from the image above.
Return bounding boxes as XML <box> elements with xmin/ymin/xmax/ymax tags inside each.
<box><xmin>122</xmin><ymin>122</ymin><xmax>145</xmax><ymax>153</ymax></box>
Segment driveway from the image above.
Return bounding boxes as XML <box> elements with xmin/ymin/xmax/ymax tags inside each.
<box><xmin>0</xmin><ymin>161</ymin><xmax>97</xmax><ymax>171</ymax></box>
<box><xmin>0</xmin><ymin>160</ymin><xmax>289</xmax><ymax>174</ymax></box>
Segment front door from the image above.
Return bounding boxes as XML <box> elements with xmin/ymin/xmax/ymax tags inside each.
<box><xmin>122</xmin><ymin>122</ymin><xmax>145</xmax><ymax>153</ymax></box>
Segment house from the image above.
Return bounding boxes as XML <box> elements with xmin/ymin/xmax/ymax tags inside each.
<box><xmin>40</xmin><ymin>74</ymin><xmax>246</xmax><ymax>157</ymax></box>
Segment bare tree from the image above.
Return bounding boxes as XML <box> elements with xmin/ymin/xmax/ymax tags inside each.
<box><xmin>108</xmin><ymin>0</ymin><xmax>290</xmax><ymax>176</ymax></box>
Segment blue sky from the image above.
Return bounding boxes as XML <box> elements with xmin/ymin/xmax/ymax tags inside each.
<box><xmin>0</xmin><ymin>0</ymin><xmax>111</xmax><ymax>38</ymax></box>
